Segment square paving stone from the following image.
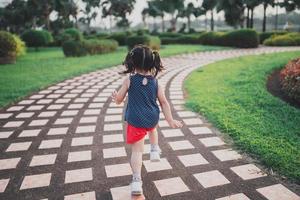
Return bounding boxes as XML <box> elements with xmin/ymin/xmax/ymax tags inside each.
<box><xmin>19</xmin><ymin>129</ymin><xmax>41</xmax><ymax>137</ymax></box>
<box><xmin>30</xmin><ymin>94</ymin><xmax>45</xmax><ymax>99</ymax></box>
<box><xmin>103</xmin><ymin>147</ymin><xmax>126</xmax><ymax>159</ymax></box>
<box><xmin>71</xmin><ymin>136</ymin><xmax>93</xmax><ymax>146</ymax></box>
<box><xmin>0</xmin><ymin>179</ymin><xmax>9</xmax><ymax>193</ymax></box>
<box><xmin>256</xmin><ymin>184</ymin><xmax>300</xmax><ymax>200</ymax></box>
<box><xmin>212</xmin><ymin>149</ymin><xmax>242</xmax><ymax>161</ymax></box>
<box><xmin>159</xmin><ymin>120</ymin><xmax>169</xmax><ymax>128</ymax></box>
<box><xmin>168</xmin><ymin>140</ymin><xmax>194</xmax><ymax>151</ymax></box>
<box><xmin>105</xmin><ymin>163</ymin><xmax>132</xmax><ymax>178</ymax></box>
<box><xmin>104</xmin><ymin>123</ymin><xmax>123</xmax><ymax>131</ymax></box>
<box><xmin>0</xmin><ymin>131</ymin><xmax>13</xmax><ymax>139</ymax></box>
<box><xmin>6</xmin><ymin>142</ymin><xmax>32</xmax><ymax>152</ymax></box>
<box><xmin>79</xmin><ymin>117</ymin><xmax>97</xmax><ymax>124</ymax></box>
<box><xmin>177</xmin><ymin>111</ymin><xmax>196</xmax><ymax>117</ymax></box>
<box><xmin>88</xmin><ymin>103</ymin><xmax>103</xmax><ymax>108</ymax></box>
<box><xmin>178</xmin><ymin>153</ymin><xmax>209</xmax><ymax>167</ymax></box>
<box><xmin>183</xmin><ymin>118</ymin><xmax>203</xmax><ymax>125</ymax></box>
<box><xmin>230</xmin><ymin>164</ymin><xmax>267</xmax><ymax>180</ymax></box>
<box><xmin>29</xmin><ymin>119</ymin><xmax>48</xmax><ymax>126</ymax></box>
<box><xmin>55</xmin><ymin>98</ymin><xmax>71</xmax><ymax>104</ymax></box>
<box><xmin>216</xmin><ymin>193</ymin><xmax>251</xmax><ymax>200</ymax></box>
<box><xmin>61</xmin><ymin>110</ymin><xmax>78</xmax><ymax>116</ymax></box>
<box><xmin>65</xmin><ymin>168</ymin><xmax>93</xmax><ymax>183</ymax></box>
<box><xmin>4</xmin><ymin>121</ymin><xmax>24</xmax><ymax>128</ymax></box>
<box><xmin>104</xmin><ymin>115</ymin><xmax>122</xmax><ymax>122</ymax></box>
<box><xmin>110</xmin><ymin>186</ymin><xmax>131</xmax><ymax>200</ymax></box>
<box><xmin>84</xmin><ymin>109</ymin><xmax>101</xmax><ymax>115</ymax></box>
<box><xmin>47</xmin><ymin>127</ymin><xmax>68</xmax><ymax>135</ymax></box>
<box><xmin>67</xmin><ymin>150</ymin><xmax>92</xmax><ymax>162</ymax></box>
<box><xmin>153</xmin><ymin>177</ymin><xmax>190</xmax><ymax>196</ymax></box>
<box><xmin>199</xmin><ymin>137</ymin><xmax>225</xmax><ymax>147</ymax></box>
<box><xmin>16</xmin><ymin>112</ymin><xmax>35</xmax><ymax>118</ymax></box>
<box><xmin>189</xmin><ymin>127</ymin><xmax>213</xmax><ymax>135</ymax></box>
<box><xmin>193</xmin><ymin>170</ymin><xmax>230</xmax><ymax>188</ymax></box>
<box><xmin>27</xmin><ymin>105</ymin><xmax>44</xmax><ymax>111</ymax></box>
<box><xmin>30</xmin><ymin>154</ymin><xmax>57</xmax><ymax>166</ymax></box>
<box><xmin>47</xmin><ymin>104</ymin><xmax>64</xmax><ymax>110</ymax></box>
<box><xmin>54</xmin><ymin>118</ymin><xmax>73</xmax><ymax>125</ymax></box>
<box><xmin>39</xmin><ymin>139</ymin><xmax>63</xmax><ymax>149</ymax></box>
<box><xmin>47</xmin><ymin>94</ymin><xmax>61</xmax><ymax>98</ymax></box>
<box><xmin>19</xmin><ymin>100</ymin><xmax>35</xmax><ymax>105</ymax></box>
<box><xmin>93</xmin><ymin>97</ymin><xmax>107</xmax><ymax>102</ymax></box>
<box><xmin>68</xmin><ymin>104</ymin><xmax>84</xmax><ymax>109</ymax></box>
<box><xmin>174</xmin><ymin>105</ymin><xmax>184</xmax><ymax>111</ymax></box>
<box><xmin>0</xmin><ymin>113</ymin><xmax>12</xmax><ymax>119</ymax></box>
<box><xmin>64</xmin><ymin>191</ymin><xmax>96</xmax><ymax>200</ymax></box>
<box><xmin>103</xmin><ymin>134</ymin><xmax>124</xmax><ymax>143</ymax></box>
<box><xmin>7</xmin><ymin>106</ymin><xmax>24</xmax><ymax>111</ymax></box>
<box><xmin>38</xmin><ymin>111</ymin><xmax>57</xmax><ymax>117</ymax></box>
<box><xmin>20</xmin><ymin>173</ymin><xmax>51</xmax><ymax>190</ymax></box>
<box><xmin>76</xmin><ymin>125</ymin><xmax>96</xmax><ymax>134</ymax></box>
<box><xmin>143</xmin><ymin>158</ymin><xmax>172</xmax><ymax>172</ymax></box>
<box><xmin>74</xmin><ymin>98</ymin><xmax>89</xmax><ymax>103</ymax></box>
<box><xmin>37</xmin><ymin>99</ymin><xmax>53</xmax><ymax>104</ymax></box>
<box><xmin>143</xmin><ymin>144</ymin><xmax>160</xmax><ymax>154</ymax></box>
<box><xmin>161</xmin><ymin>129</ymin><xmax>184</xmax><ymax>138</ymax></box>
<box><xmin>106</xmin><ymin>108</ymin><xmax>123</xmax><ymax>114</ymax></box>
<box><xmin>0</xmin><ymin>158</ymin><xmax>21</xmax><ymax>170</ymax></box>
<box><xmin>64</xmin><ymin>94</ymin><xmax>77</xmax><ymax>98</ymax></box>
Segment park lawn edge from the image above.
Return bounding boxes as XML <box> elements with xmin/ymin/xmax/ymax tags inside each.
<box><xmin>184</xmin><ymin>51</ymin><xmax>300</xmax><ymax>183</ymax></box>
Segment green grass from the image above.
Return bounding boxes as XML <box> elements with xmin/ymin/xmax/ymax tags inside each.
<box><xmin>0</xmin><ymin>45</ymin><xmax>226</xmax><ymax>108</ymax></box>
<box><xmin>185</xmin><ymin>51</ymin><xmax>300</xmax><ymax>182</ymax></box>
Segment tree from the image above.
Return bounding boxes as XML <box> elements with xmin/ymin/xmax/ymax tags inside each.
<box><xmin>80</xmin><ymin>0</ymin><xmax>101</xmax><ymax>29</ymax></box>
<box><xmin>202</xmin><ymin>0</ymin><xmax>217</xmax><ymax>31</ymax></box>
<box><xmin>102</xmin><ymin>0</ymin><xmax>136</xmax><ymax>29</ymax></box>
<box><xmin>217</xmin><ymin>0</ymin><xmax>245</xmax><ymax>29</ymax></box>
<box><xmin>244</xmin><ymin>0</ymin><xmax>260</xmax><ymax>28</ymax></box>
<box><xmin>280</xmin><ymin>0</ymin><xmax>300</xmax><ymax>11</ymax></box>
<box><xmin>260</xmin><ymin>0</ymin><xmax>275</xmax><ymax>32</ymax></box>
<box><xmin>178</xmin><ymin>2</ymin><xmax>196</xmax><ymax>32</ymax></box>
<box><xmin>142</xmin><ymin>1</ymin><xmax>162</xmax><ymax>31</ymax></box>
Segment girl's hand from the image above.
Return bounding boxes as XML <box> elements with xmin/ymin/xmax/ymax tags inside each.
<box><xmin>111</xmin><ymin>90</ymin><xmax>117</xmax><ymax>102</ymax></box>
<box><xmin>168</xmin><ymin>119</ymin><xmax>183</xmax><ymax>128</ymax></box>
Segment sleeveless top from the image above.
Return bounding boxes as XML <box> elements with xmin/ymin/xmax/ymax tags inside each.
<box><xmin>124</xmin><ymin>73</ymin><xmax>160</xmax><ymax>128</ymax></box>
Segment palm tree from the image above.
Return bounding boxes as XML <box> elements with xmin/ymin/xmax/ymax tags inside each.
<box><xmin>244</xmin><ymin>0</ymin><xmax>260</xmax><ymax>28</ymax></box>
<box><xmin>142</xmin><ymin>1</ymin><xmax>162</xmax><ymax>31</ymax></box>
<box><xmin>201</xmin><ymin>0</ymin><xmax>217</xmax><ymax>31</ymax></box>
<box><xmin>80</xmin><ymin>0</ymin><xmax>101</xmax><ymax>29</ymax></box>
<box><xmin>159</xmin><ymin>0</ymin><xmax>184</xmax><ymax>32</ymax></box>
<box><xmin>217</xmin><ymin>0</ymin><xmax>245</xmax><ymax>29</ymax></box>
<box><xmin>178</xmin><ymin>2</ymin><xmax>196</xmax><ymax>32</ymax></box>
<box><xmin>260</xmin><ymin>0</ymin><xmax>275</xmax><ymax>32</ymax></box>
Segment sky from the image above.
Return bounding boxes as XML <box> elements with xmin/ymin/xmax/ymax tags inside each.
<box><xmin>0</xmin><ymin>0</ymin><xmax>290</xmax><ymax>28</ymax></box>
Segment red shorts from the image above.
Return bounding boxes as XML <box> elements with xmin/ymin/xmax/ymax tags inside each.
<box><xmin>126</xmin><ymin>123</ymin><xmax>155</xmax><ymax>144</ymax></box>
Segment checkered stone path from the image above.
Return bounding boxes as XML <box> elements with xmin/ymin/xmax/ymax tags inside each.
<box><xmin>0</xmin><ymin>47</ymin><xmax>300</xmax><ymax>200</ymax></box>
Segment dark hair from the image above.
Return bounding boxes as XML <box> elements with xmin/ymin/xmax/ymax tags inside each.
<box><xmin>121</xmin><ymin>44</ymin><xmax>164</xmax><ymax>77</ymax></box>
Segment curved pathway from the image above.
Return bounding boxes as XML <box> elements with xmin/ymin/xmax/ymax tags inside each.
<box><xmin>0</xmin><ymin>47</ymin><xmax>300</xmax><ymax>200</ymax></box>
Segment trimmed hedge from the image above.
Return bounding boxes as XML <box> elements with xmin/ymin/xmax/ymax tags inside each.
<box><xmin>21</xmin><ymin>30</ymin><xmax>52</xmax><ymax>48</ymax></box>
<box><xmin>198</xmin><ymin>32</ymin><xmax>225</xmax><ymax>46</ymax></box>
<box><xmin>107</xmin><ymin>32</ymin><xmax>131</xmax><ymax>46</ymax></box>
<box><xmin>264</xmin><ymin>33</ymin><xmax>300</xmax><ymax>46</ymax></box>
<box><xmin>63</xmin><ymin>28</ymin><xmax>83</xmax><ymax>41</ymax></box>
<box><xmin>259</xmin><ymin>31</ymin><xmax>287</xmax><ymax>44</ymax></box>
<box><xmin>221</xmin><ymin>29</ymin><xmax>259</xmax><ymax>48</ymax></box>
<box><xmin>280</xmin><ymin>58</ymin><xmax>300</xmax><ymax>102</ymax></box>
<box><xmin>161</xmin><ymin>35</ymin><xmax>199</xmax><ymax>45</ymax></box>
<box><xmin>127</xmin><ymin>35</ymin><xmax>161</xmax><ymax>50</ymax></box>
<box><xmin>62</xmin><ymin>39</ymin><xmax>119</xmax><ymax>57</ymax></box>
<box><xmin>0</xmin><ymin>31</ymin><xmax>17</xmax><ymax>58</ymax></box>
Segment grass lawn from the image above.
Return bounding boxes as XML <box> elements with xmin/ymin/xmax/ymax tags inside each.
<box><xmin>0</xmin><ymin>45</ymin><xmax>226</xmax><ymax>108</ymax></box>
<box><xmin>185</xmin><ymin>51</ymin><xmax>300</xmax><ymax>182</ymax></box>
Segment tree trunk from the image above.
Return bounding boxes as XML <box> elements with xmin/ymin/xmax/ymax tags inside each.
<box><xmin>205</xmin><ymin>12</ymin><xmax>208</xmax><ymax>31</ymax></box>
<box><xmin>161</xmin><ymin>15</ymin><xmax>165</xmax><ymax>32</ymax></box>
<box><xmin>187</xmin><ymin>16</ymin><xmax>191</xmax><ymax>32</ymax></box>
<box><xmin>210</xmin><ymin>9</ymin><xmax>214</xmax><ymax>31</ymax></box>
<box><xmin>246</xmin><ymin>7</ymin><xmax>250</xmax><ymax>28</ymax></box>
<box><xmin>275</xmin><ymin>0</ymin><xmax>278</xmax><ymax>30</ymax></box>
<box><xmin>171</xmin><ymin>14</ymin><xmax>176</xmax><ymax>32</ymax></box>
<box><xmin>45</xmin><ymin>15</ymin><xmax>51</xmax><ymax>30</ymax></box>
<box><xmin>262</xmin><ymin>3</ymin><xmax>267</xmax><ymax>32</ymax></box>
<box><xmin>250</xmin><ymin>8</ymin><xmax>254</xmax><ymax>28</ymax></box>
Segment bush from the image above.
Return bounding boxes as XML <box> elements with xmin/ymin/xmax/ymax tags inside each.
<box><xmin>63</xmin><ymin>28</ymin><xmax>83</xmax><ymax>41</ymax></box>
<box><xmin>158</xmin><ymin>32</ymin><xmax>183</xmax><ymax>38</ymax></box>
<box><xmin>13</xmin><ymin>35</ymin><xmax>26</xmax><ymax>57</ymax></box>
<box><xmin>0</xmin><ymin>31</ymin><xmax>17</xmax><ymax>58</ymax></box>
<box><xmin>83</xmin><ymin>39</ymin><xmax>118</xmax><ymax>55</ymax></box>
<box><xmin>280</xmin><ymin>58</ymin><xmax>300</xmax><ymax>101</ymax></box>
<box><xmin>263</xmin><ymin>33</ymin><xmax>300</xmax><ymax>46</ymax></box>
<box><xmin>21</xmin><ymin>30</ymin><xmax>51</xmax><ymax>48</ymax></box>
<box><xmin>198</xmin><ymin>32</ymin><xmax>224</xmax><ymax>45</ymax></box>
<box><xmin>221</xmin><ymin>29</ymin><xmax>259</xmax><ymax>48</ymax></box>
<box><xmin>107</xmin><ymin>32</ymin><xmax>130</xmax><ymax>46</ymax></box>
<box><xmin>62</xmin><ymin>40</ymin><xmax>87</xmax><ymax>57</ymax></box>
<box><xmin>259</xmin><ymin>31</ymin><xmax>287</xmax><ymax>44</ymax></box>
<box><xmin>127</xmin><ymin>35</ymin><xmax>161</xmax><ymax>50</ymax></box>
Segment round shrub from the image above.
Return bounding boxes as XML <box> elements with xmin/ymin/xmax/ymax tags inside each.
<box><xmin>62</xmin><ymin>40</ymin><xmax>87</xmax><ymax>57</ymax></box>
<box><xmin>280</xmin><ymin>58</ymin><xmax>300</xmax><ymax>102</ymax></box>
<box><xmin>0</xmin><ymin>31</ymin><xmax>17</xmax><ymax>64</ymax></box>
<box><xmin>63</xmin><ymin>28</ymin><xmax>83</xmax><ymax>41</ymax></box>
<box><xmin>198</xmin><ymin>32</ymin><xmax>224</xmax><ymax>45</ymax></box>
<box><xmin>107</xmin><ymin>32</ymin><xmax>131</xmax><ymax>46</ymax></box>
<box><xmin>127</xmin><ymin>35</ymin><xmax>161</xmax><ymax>50</ymax></box>
<box><xmin>13</xmin><ymin>34</ymin><xmax>26</xmax><ymax>57</ymax></box>
<box><xmin>21</xmin><ymin>30</ymin><xmax>50</xmax><ymax>48</ymax></box>
<box><xmin>222</xmin><ymin>29</ymin><xmax>259</xmax><ymax>48</ymax></box>
<box><xmin>83</xmin><ymin>39</ymin><xmax>118</xmax><ymax>55</ymax></box>
<box><xmin>40</xmin><ymin>30</ymin><xmax>53</xmax><ymax>44</ymax></box>
<box><xmin>259</xmin><ymin>31</ymin><xmax>287</xmax><ymax>44</ymax></box>
<box><xmin>263</xmin><ymin>34</ymin><xmax>299</xmax><ymax>46</ymax></box>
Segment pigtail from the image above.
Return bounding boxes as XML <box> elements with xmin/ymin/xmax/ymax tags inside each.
<box><xmin>120</xmin><ymin>51</ymin><xmax>135</xmax><ymax>75</ymax></box>
<box><xmin>152</xmin><ymin>51</ymin><xmax>164</xmax><ymax>77</ymax></box>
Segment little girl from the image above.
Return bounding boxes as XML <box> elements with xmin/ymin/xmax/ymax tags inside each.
<box><xmin>112</xmin><ymin>45</ymin><xmax>182</xmax><ymax>196</ymax></box>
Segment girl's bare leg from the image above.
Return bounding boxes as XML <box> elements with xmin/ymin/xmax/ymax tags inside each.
<box><xmin>148</xmin><ymin>128</ymin><xmax>158</xmax><ymax>145</ymax></box>
<box><xmin>130</xmin><ymin>137</ymin><xmax>145</xmax><ymax>181</ymax></box>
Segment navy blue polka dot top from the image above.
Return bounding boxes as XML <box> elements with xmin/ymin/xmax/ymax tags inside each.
<box><xmin>124</xmin><ymin>73</ymin><xmax>160</xmax><ymax>128</ymax></box>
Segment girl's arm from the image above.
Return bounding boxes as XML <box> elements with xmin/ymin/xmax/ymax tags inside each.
<box><xmin>111</xmin><ymin>77</ymin><xmax>130</xmax><ymax>104</ymax></box>
<box><xmin>157</xmin><ymin>84</ymin><xmax>183</xmax><ymax>128</ymax></box>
